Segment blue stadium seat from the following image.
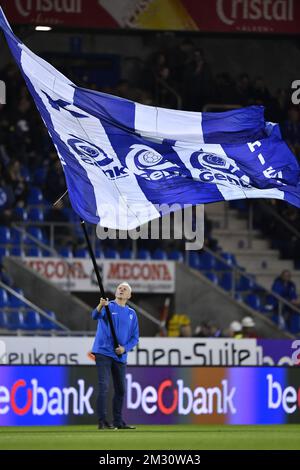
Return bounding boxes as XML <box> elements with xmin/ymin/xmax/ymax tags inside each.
<box><xmin>7</xmin><ymin>311</ymin><xmax>25</xmax><ymax>330</ymax></box>
<box><xmin>104</xmin><ymin>248</ymin><xmax>119</xmax><ymax>259</ymax></box>
<box><xmin>20</xmin><ymin>165</ymin><xmax>31</xmax><ymax>182</ymax></box>
<box><xmin>220</xmin><ymin>272</ymin><xmax>234</xmax><ymax>291</ymax></box>
<box><xmin>28</xmin><ymin>208</ymin><xmax>44</xmax><ymax>222</ymax></box>
<box><xmin>23</xmin><ymin>227</ymin><xmax>45</xmax><ymax>245</ymax></box>
<box><xmin>137</xmin><ymin>249</ymin><xmax>151</xmax><ymax>260</ymax></box>
<box><xmin>33</xmin><ymin>167</ymin><xmax>47</xmax><ymax>185</ymax></box>
<box><xmin>74</xmin><ymin>248</ymin><xmax>89</xmax><ymax>258</ymax></box>
<box><xmin>289</xmin><ymin>313</ymin><xmax>300</xmax><ymax>334</ymax></box>
<box><xmin>95</xmin><ymin>249</ymin><xmax>103</xmax><ymax>259</ymax></box>
<box><xmin>188</xmin><ymin>252</ymin><xmax>200</xmax><ymax>269</ymax></box>
<box><xmin>0</xmin><ymin>311</ymin><xmax>8</xmax><ymax>329</ymax></box>
<box><xmin>215</xmin><ymin>253</ymin><xmax>237</xmax><ymax>271</ymax></box>
<box><xmin>198</xmin><ymin>252</ymin><xmax>216</xmax><ymax>270</ymax></box>
<box><xmin>152</xmin><ymin>249</ymin><xmax>167</xmax><ymax>260</ymax></box>
<box><xmin>204</xmin><ymin>272</ymin><xmax>218</xmax><ymax>285</ymax></box>
<box><xmin>14</xmin><ymin>207</ymin><xmax>28</xmax><ymax>221</ymax></box>
<box><xmin>24</xmin><ymin>310</ymin><xmax>41</xmax><ymax>330</ymax></box>
<box><xmin>0</xmin><ymin>227</ymin><xmax>11</xmax><ymax>243</ymax></box>
<box><xmin>0</xmin><ymin>247</ymin><xmax>10</xmax><ymax>261</ymax></box>
<box><xmin>0</xmin><ymin>290</ymin><xmax>9</xmax><ymax>308</ymax></box>
<box><xmin>236</xmin><ymin>275</ymin><xmax>255</xmax><ymax>292</ymax></box>
<box><xmin>58</xmin><ymin>247</ymin><xmax>73</xmax><ymax>258</ymax></box>
<box><xmin>10</xmin><ymin>228</ymin><xmax>22</xmax><ymax>245</ymax></box>
<box><xmin>120</xmin><ymin>249</ymin><xmax>133</xmax><ymax>259</ymax></box>
<box><xmin>9</xmin><ymin>289</ymin><xmax>25</xmax><ymax>309</ymax></box>
<box><xmin>27</xmin><ymin>187</ymin><xmax>43</xmax><ymax>205</ymax></box>
<box><xmin>245</xmin><ymin>293</ymin><xmax>261</xmax><ymax>311</ymax></box>
<box><xmin>41</xmin><ymin>311</ymin><xmax>59</xmax><ymax>330</ymax></box>
<box><xmin>26</xmin><ymin>247</ymin><xmax>43</xmax><ymax>257</ymax></box>
<box><xmin>42</xmin><ymin>249</ymin><xmax>52</xmax><ymax>257</ymax></box>
<box><xmin>168</xmin><ymin>250</ymin><xmax>184</xmax><ymax>262</ymax></box>
<box><xmin>11</xmin><ymin>247</ymin><xmax>25</xmax><ymax>257</ymax></box>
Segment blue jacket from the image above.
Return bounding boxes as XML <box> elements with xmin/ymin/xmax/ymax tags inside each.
<box><xmin>91</xmin><ymin>300</ymin><xmax>139</xmax><ymax>363</ymax></box>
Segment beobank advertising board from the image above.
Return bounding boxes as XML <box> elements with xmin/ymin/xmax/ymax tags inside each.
<box><xmin>0</xmin><ymin>366</ymin><xmax>300</xmax><ymax>426</ymax></box>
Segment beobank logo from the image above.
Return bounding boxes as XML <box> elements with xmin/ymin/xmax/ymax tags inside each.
<box><xmin>0</xmin><ymin>379</ymin><xmax>94</xmax><ymax>416</ymax></box>
<box><xmin>268</xmin><ymin>374</ymin><xmax>300</xmax><ymax>414</ymax></box>
<box><xmin>126</xmin><ymin>374</ymin><xmax>237</xmax><ymax>415</ymax></box>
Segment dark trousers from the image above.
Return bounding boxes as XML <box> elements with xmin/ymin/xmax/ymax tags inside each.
<box><xmin>95</xmin><ymin>353</ymin><xmax>126</xmax><ymax>427</ymax></box>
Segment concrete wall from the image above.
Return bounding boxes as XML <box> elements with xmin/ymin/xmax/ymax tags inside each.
<box><xmin>3</xmin><ymin>257</ymin><xmax>94</xmax><ymax>331</ymax></box>
<box><xmin>175</xmin><ymin>263</ymin><xmax>293</xmax><ymax>339</ymax></box>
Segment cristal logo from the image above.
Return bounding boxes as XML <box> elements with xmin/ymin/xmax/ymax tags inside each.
<box><xmin>0</xmin><ymin>379</ymin><xmax>94</xmax><ymax>416</ymax></box>
<box><xmin>15</xmin><ymin>0</ymin><xmax>82</xmax><ymax>17</ymax></box>
<box><xmin>216</xmin><ymin>0</ymin><xmax>294</xmax><ymax>26</ymax></box>
<box><xmin>126</xmin><ymin>374</ymin><xmax>236</xmax><ymax>415</ymax></box>
<box><xmin>267</xmin><ymin>374</ymin><xmax>300</xmax><ymax>414</ymax></box>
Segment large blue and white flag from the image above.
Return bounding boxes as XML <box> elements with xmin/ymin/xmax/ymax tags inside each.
<box><xmin>1</xmin><ymin>8</ymin><xmax>299</xmax><ymax>230</ymax></box>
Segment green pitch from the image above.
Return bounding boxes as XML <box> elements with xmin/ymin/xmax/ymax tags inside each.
<box><xmin>0</xmin><ymin>425</ymin><xmax>300</xmax><ymax>450</ymax></box>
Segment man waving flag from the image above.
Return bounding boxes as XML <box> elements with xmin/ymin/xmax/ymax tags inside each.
<box><xmin>0</xmin><ymin>7</ymin><xmax>299</xmax><ymax>230</ymax></box>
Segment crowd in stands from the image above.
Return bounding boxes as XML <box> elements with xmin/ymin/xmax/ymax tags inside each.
<box><xmin>1</xmin><ymin>35</ymin><xmax>300</xmax><ymax>335</ymax></box>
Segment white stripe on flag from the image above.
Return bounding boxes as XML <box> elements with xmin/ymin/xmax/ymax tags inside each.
<box><xmin>135</xmin><ymin>103</ymin><xmax>203</xmax><ymax>143</ymax></box>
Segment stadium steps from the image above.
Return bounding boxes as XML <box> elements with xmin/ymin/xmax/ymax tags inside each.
<box><xmin>205</xmin><ymin>202</ymin><xmax>300</xmax><ymax>291</ymax></box>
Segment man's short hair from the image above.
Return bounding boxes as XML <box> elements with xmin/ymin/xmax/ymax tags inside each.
<box><xmin>118</xmin><ymin>282</ymin><xmax>132</xmax><ymax>294</ymax></box>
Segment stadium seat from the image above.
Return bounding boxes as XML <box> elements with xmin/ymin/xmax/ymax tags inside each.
<box><xmin>41</xmin><ymin>310</ymin><xmax>59</xmax><ymax>330</ymax></box>
<box><xmin>11</xmin><ymin>247</ymin><xmax>25</xmax><ymax>257</ymax></box>
<box><xmin>120</xmin><ymin>248</ymin><xmax>133</xmax><ymax>259</ymax></box>
<box><xmin>26</xmin><ymin>247</ymin><xmax>43</xmax><ymax>257</ymax></box>
<box><xmin>74</xmin><ymin>248</ymin><xmax>89</xmax><ymax>258</ymax></box>
<box><xmin>0</xmin><ymin>247</ymin><xmax>10</xmax><ymax>261</ymax></box>
<box><xmin>58</xmin><ymin>247</ymin><xmax>73</xmax><ymax>258</ymax></box>
<box><xmin>152</xmin><ymin>248</ymin><xmax>167</xmax><ymax>260</ymax></box>
<box><xmin>24</xmin><ymin>310</ymin><xmax>41</xmax><ymax>330</ymax></box>
<box><xmin>198</xmin><ymin>251</ymin><xmax>216</xmax><ymax>271</ymax></box>
<box><xmin>95</xmin><ymin>249</ymin><xmax>103</xmax><ymax>259</ymax></box>
<box><xmin>0</xmin><ymin>290</ymin><xmax>9</xmax><ymax>308</ymax></box>
<box><xmin>188</xmin><ymin>252</ymin><xmax>200</xmax><ymax>269</ymax></box>
<box><xmin>168</xmin><ymin>250</ymin><xmax>184</xmax><ymax>262</ymax></box>
<box><xmin>220</xmin><ymin>272</ymin><xmax>234</xmax><ymax>291</ymax></box>
<box><xmin>7</xmin><ymin>311</ymin><xmax>25</xmax><ymax>330</ymax></box>
<box><xmin>28</xmin><ymin>208</ymin><xmax>44</xmax><ymax>222</ymax></box>
<box><xmin>245</xmin><ymin>293</ymin><xmax>261</xmax><ymax>311</ymax></box>
<box><xmin>10</xmin><ymin>228</ymin><xmax>22</xmax><ymax>245</ymax></box>
<box><xmin>104</xmin><ymin>248</ymin><xmax>119</xmax><ymax>259</ymax></box>
<box><xmin>20</xmin><ymin>166</ymin><xmax>30</xmax><ymax>183</ymax></box>
<box><xmin>27</xmin><ymin>187</ymin><xmax>43</xmax><ymax>204</ymax></box>
<box><xmin>236</xmin><ymin>275</ymin><xmax>255</xmax><ymax>292</ymax></box>
<box><xmin>289</xmin><ymin>313</ymin><xmax>300</xmax><ymax>334</ymax></box>
<box><xmin>14</xmin><ymin>207</ymin><xmax>28</xmax><ymax>221</ymax></box>
<box><xmin>0</xmin><ymin>311</ymin><xmax>8</xmax><ymax>329</ymax></box>
<box><xmin>204</xmin><ymin>272</ymin><xmax>218</xmax><ymax>285</ymax></box>
<box><xmin>137</xmin><ymin>249</ymin><xmax>151</xmax><ymax>260</ymax></box>
<box><xmin>23</xmin><ymin>227</ymin><xmax>45</xmax><ymax>245</ymax></box>
<box><xmin>0</xmin><ymin>227</ymin><xmax>11</xmax><ymax>243</ymax></box>
<box><xmin>43</xmin><ymin>249</ymin><xmax>53</xmax><ymax>257</ymax></box>
<box><xmin>33</xmin><ymin>167</ymin><xmax>47</xmax><ymax>185</ymax></box>
<box><xmin>9</xmin><ymin>289</ymin><xmax>25</xmax><ymax>309</ymax></box>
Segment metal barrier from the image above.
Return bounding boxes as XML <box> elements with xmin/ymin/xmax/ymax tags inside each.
<box><xmin>0</xmin><ymin>280</ymin><xmax>69</xmax><ymax>332</ymax></box>
<box><xmin>186</xmin><ymin>243</ymin><xmax>300</xmax><ymax>330</ymax></box>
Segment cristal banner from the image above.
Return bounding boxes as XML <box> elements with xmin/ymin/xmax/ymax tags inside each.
<box><xmin>0</xmin><ymin>366</ymin><xmax>299</xmax><ymax>426</ymax></box>
<box><xmin>0</xmin><ymin>1</ymin><xmax>299</xmax><ymax>34</ymax></box>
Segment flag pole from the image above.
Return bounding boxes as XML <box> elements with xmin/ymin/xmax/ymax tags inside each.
<box><xmin>80</xmin><ymin>220</ymin><xmax>119</xmax><ymax>349</ymax></box>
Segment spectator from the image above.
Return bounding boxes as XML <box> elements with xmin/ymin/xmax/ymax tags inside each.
<box><xmin>241</xmin><ymin>316</ymin><xmax>258</xmax><ymax>338</ymax></box>
<box><xmin>0</xmin><ymin>176</ymin><xmax>15</xmax><ymax>225</ymax></box>
<box><xmin>269</xmin><ymin>270</ymin><xmax>300</xmax><ymax>327</ymax></box>
<box><xmin>167</xmin><ymin>313</ymin><xmax>191</xmax><ymax>337</ymax></box>
<box><xmin>228</xmin><ymin>321</ymin><xmax>243</xmax><ymax>339</ymax></box>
